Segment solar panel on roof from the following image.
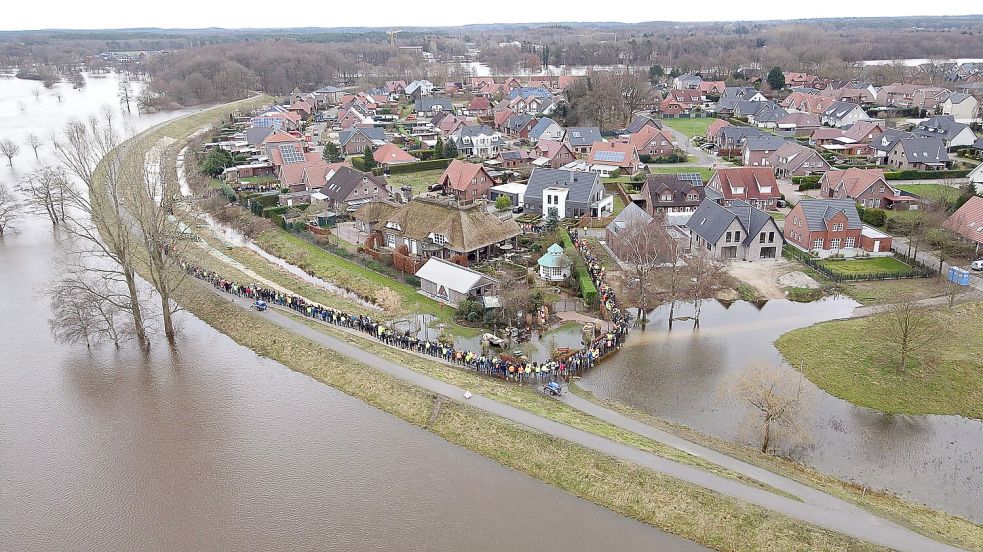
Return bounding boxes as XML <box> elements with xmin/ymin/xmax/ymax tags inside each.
<box><xmin>594</xmin><ymin>150</ymin><xmax>626</xmax><ymax>163</ymax></box>
<box><xmin>279</xmin><ymin>144</ymin><xmax>305</xmax><ymax>164</ymax></box>
<box><xmin>676</xmin><ymin>173</ymin><xmax>703</xmax><ymax>185</ymax></box>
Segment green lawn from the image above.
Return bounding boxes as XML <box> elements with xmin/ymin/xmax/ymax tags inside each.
<box><xmin>663</xmin><ymin>117</ymin><xmax>714</xmax><ymax>138</ymax></box>
<box><xmin>893</xmin><ymin>184</ymin><xmax>960</xmax><ymax>203</ymax></box>
<box><xmin>647</xmin><ymin>165</ymin><xmax>714</xmax><ymax>182</ymax></box>
<box><xmin>770</xmin><ymin>212</ymin><xmax>786</xmax><ymax>221</ymax></box>
<box><xmin>777</xmin><ymin>301</ymin><xmax>983</xmax><ymax>419</ymax></box>
<box><xmin>819</xmin><ymin>257</ymin><xmax>914</xmax><ymax>277</ymax></box>
<box><xmin>386</xmin><ymin>168</ymin><xmax>446</xmax><ymax>195</ymax></box>
<box><xmin>240</xmin><ymin>175</ymin><xmax>278</xmax><ymax>185</ymax></box>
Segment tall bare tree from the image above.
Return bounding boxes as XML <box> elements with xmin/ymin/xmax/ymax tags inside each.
<box><xmin>0</xmin><ymin>138</ymin><xmax>20</xmax><ymax>166</ymax></box>
<box><xmin>614</xmin><ymin>212</ymin><xmax>670</xmax><ymax>319</ymax></box>
<box><xmin>660</xmin><ymin>229</ymin><xmax>687</xmax><ymax>329</ymax></box>
<box><xmin>125</xmin><ymin>139</ymin><xmax>187</xmax><ymax>342</ymax></box>
<box><xmin>688</xmin><ymin>249</ymin><xmax>724</xmax><ymax>327</ymax></box>
<box><xmin>0</xmin><ymin>183</ymin><xmax>19</xmax><ymax>235</ymax></box>
<box><xmin>19</xmin><ymin>166</ymin><xmax>68</xmax><ymax>225</ymax></box>
<box><xmin>119</xmin><ymin>79</ymin><xmax>133</xmax><ymax>113</ymax></box>
<box><xmin>54</xmin><ymin>116</ymin><xmax>151</xmax><ymax>349</ymax></box>
<box><xmin>728</xmin><ymin>363</ymin><xmax>811</xmax><ymax>453</ymax></box>
<box><xmin>875</xmin><ymin>296</ymin><xmax>938</xmax><ymax>374</ymax></box>
<box><xmin>27</xmin><ymin>133</ymin><xmax>43</xmax><ymax>158</ymax></box>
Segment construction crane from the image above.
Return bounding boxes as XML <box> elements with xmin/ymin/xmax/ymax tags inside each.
<box><xmin>387</xmin><ymin>29</ymin><xmax>402</xmax><ymax>48</ymax></box>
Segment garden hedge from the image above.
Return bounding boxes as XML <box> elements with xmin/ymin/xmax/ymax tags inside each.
<box><xmin>884</xmin><ymin>169</ymin><xmax>970</xmax><ymax>180</ymax></box>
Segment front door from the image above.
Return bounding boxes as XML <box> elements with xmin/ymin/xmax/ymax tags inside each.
<box><xmin>873</xmin><ymin>240</ymin><xmax>881</xmax><ymax>253</ymax></box>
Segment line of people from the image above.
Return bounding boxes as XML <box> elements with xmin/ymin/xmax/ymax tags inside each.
<box><xmin>178</xmin><ymin>229</ymin><xmax>635</xmax><ymax>386</ymax></box>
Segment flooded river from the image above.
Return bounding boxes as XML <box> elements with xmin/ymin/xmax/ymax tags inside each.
<box><xmin>580</xmin><ymin>298</ymin><xmax>983</xmax><ymax>521</ymax></box>
<box><xmin>0</xmin><ymin>74</ymin><xmax>706</xmax><ymax>551</ymax></box>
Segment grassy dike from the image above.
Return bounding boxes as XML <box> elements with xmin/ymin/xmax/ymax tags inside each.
<box><xmin>96</xmin><ymin>98</ymin><xmax>951</xmax><ymax>551</ymax></box>
<box><xmin>180</xmin><ymin>286</ymin><xmax>885</xmax><ymax>552</ymax></box>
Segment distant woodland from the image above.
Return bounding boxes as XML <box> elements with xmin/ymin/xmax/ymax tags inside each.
<box><xmin>2</xmin><ymin>16</ymin><xmax>983</xmax><ymax>107</ymax></box>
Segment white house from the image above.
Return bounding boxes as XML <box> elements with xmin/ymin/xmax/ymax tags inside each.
<box><xmin>528</xmin><ymin>118</ymin><xmax>565</xmax><ymax>143</ymax></box>
<box><xmin>941</xmin><ymin>93</ymin><xmax>979</xmax><ymax>121</ymax></box>
<box><xmin>821</xmin><ymin>101</ymin><xmax>869</xmax><ymax>128</ymax></box>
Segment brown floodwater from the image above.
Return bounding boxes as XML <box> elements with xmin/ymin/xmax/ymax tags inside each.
<box><xmin>579</xmin><ymin>298</ymin><xmax>983</xmax><ymax>522</ymax></box>
<box><xmin>0</xmin><ymin>73</ymin><xmax>710</xmax><ymax>551</ymax></box>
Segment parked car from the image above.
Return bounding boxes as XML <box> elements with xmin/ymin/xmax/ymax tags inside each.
<box><xmin>971</xmin><ymin>260</ymin><xmax>983</xmax><ymax>271</ymax></box>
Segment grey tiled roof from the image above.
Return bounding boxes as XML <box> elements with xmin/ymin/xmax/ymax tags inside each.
<box><xmin>526</xmin><ymin>168</ymin><xmax>600</xmax><ymax>205</ymax></box>
<box><xmin>796</xmin><ymin>198</ymin><xmax>862</xmax><ymax>232</ymax></box>
<box><xmin>896</xmin><ymin>137</ymin><xmax>950</xmax><ymax>163</ymax></box>
<box><xmin>338</xmin><ymin>126</ymin><xmax>385</xmax><ymax>147</ymax></box>
<box><xmin>415</xmin><ymin>98</ymin><xmax>453</xmax><ymax>112</ymax></box>
<box><xmin>686</xmin><ymin>199</ymin><xmax>773</xmax><ymax>246</ymax></box>
<box><xmin>565</xmin><ymin>127</ymin><xmax>602</xmax><ymax>147</ymax></box>
<box><xmin>912</xmin><ymin>115</ymin><xmax>970</xmax><ymax>141</ymax></box>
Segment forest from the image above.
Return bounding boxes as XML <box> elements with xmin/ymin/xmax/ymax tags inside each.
<box><xmin>1</xmin><ymin>16</ymin><xmax>982</xmax><ymax>108</ymax></box>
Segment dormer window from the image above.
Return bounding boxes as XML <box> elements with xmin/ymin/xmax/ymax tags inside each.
<box><xmin>385</xmin><ymin>221</ymin><xmax>401</xmax><ymax>231</ymax></box>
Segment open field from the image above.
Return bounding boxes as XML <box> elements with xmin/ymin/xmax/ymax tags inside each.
<box><xmin>776</xmin><ymin>301</ymin><xmax>983</xmax><ymax>420</ymax></box>
<box><xmin>386</xmin><ymin>168</ymin><xmax>445</xmax><ymax>195</ymax></box>
<box><xmin>663</xmin><ymin>117</ymin><xmax>714</xmax><ymax>138</ymax></box>
<box><xmin>818</xmin><ymin>257</ymin><xmax>914</xmax><ymax>277</ymax></box>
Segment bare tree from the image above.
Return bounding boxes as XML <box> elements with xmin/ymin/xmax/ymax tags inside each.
<box><xmin>19</xmin><ymin>166</ymin><xmax>68</xmax><ymax>225</ymax></box>
<box><xmin>728</xmin><ymin>363</ymin><xmax>810</xmax><ymax>453</ymax></box>
<box><xmin>119</xmin><ymin>79</ymin><xmax>133</xmax><ymax>113</ymax></box>
<box><xmin>125</xmin><ymin>139</ymin><xmax>187</xmax><ymax>342</ymax></box>
<box><xmin>0</xmin><ymin>183</ymin><xmax>19</xmax><ymax>235</ymax></box>
<box><xmin>615</xmin><ymin>212</ymin><xmax>669</xmax><ymax>319</ymax></box>
<box><xmin>688</xmin><ymin>250</ymin><xmax>724</xmax><ymax>327</ymax></box>
<box><xmin>875</xmin><ymin>296</ymin><xmax>938</xmax><ymax>374</ymax></box>
<box><xmin>47</xmin><ymin>264</ymin><xmax>131</xmax><ymax>348</ymax></box>
<box><xmin>32</xmin><ymin>88</ymin><xmax>42</xmax><ymax>102</ymax></box>
<box><xmin>0</xmin><ymin>138</ymin><xmax>20</xmax><ymax>166</ymax></box>
<box><xmin>944</xmin><ymin>278</ymin><xmax>965</xmax><ymax>309</ymax></box>
<box><xmin>54</xmin><ymin>91</ymin><xmax>63</xmax><ymax>103</ymax></box>
<box><xmin>54</xmin><ymin>116</ymin><xmax>151</xmax><ymax>349</ymax></box>
<box><xmin>27</xmin><ymin>133</ymin><xmax>43</xmax><ymax>158</ymax></box>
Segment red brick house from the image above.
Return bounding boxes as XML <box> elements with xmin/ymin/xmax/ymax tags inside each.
<box><xmin>627</xmin><ymin>125</ymin><xmax>675</xmax><ymax>158</ymax></box>
<box><xmin>706</xmin><ymin>118</ymin><xmax>732</xmax><ymax>141</ymax></box>
<box><xmin>533</xmin><ymin>140</ymin><xmax>576</xmax><ymax>169</ymax></box>
<box><xmin>819</xmin><ymin>168</ymin><xmax>898</xmax><ymax>209</ymax></box>
<box><xmin>587</xmin><ymin>141</ymin><xmax>642</xmax><ymax>174</ymax></box>
<box><xmin>706</xmin><ymin>167</ymin><xmax>781</xmax><ymax>210</ymax></box>
<box><xmin>785</xmin><ymin>198</ymin><xmax>892</xmax><ymax>256</ymax></box>
<box><xmin>944</xmin><ymin>196</ymin><xmax>983</xmax><ymax>254</ymax></box>
<box><xmin>466</xmin><ymin>96</ymin><xmax>492</xmax><ymax>116</ymax></box>
<box><xmin>765</xmin><ymin>142</ymin><xmax>831</xmax><ymax>178</ymax></box>
<box><xmin>437</xmin><ymin>160</ymin><xmax>495</xmax><ymax>203</ymax></box>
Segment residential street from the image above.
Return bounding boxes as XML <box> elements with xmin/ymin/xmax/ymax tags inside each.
<box><xmin>207</xmin><ymin>281</ymin><xmax>967</xmax><ymax>552</ymax></box>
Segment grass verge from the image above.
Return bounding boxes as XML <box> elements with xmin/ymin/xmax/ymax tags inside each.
<box><xmin>386</xmin><ymin>168</ymin><xmax>445</xmax><ymax>195</ymax></box>
<box><xmin>568</xmin><ymin>384</ymin><xmax>983</xmax><ymax>552</ymax></box>
<box><xmin>818</xmin><ymin>257</ymin><xmax>914</xmax><ymax>277</ymax></box>
<box><xmin>776</xmin><ymin>301</ymin><xmax>983</xmax><ymax>420</ymax></box>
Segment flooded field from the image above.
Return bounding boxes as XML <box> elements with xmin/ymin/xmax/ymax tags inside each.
<box><xmin>580</xmin><ymin>298</ymin><xmax>983</xmax><ymax>521</ymax></box>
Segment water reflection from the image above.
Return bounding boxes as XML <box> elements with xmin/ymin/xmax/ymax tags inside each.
<box><xmin>580</xmin><ymin>297</ymin><xmax>983</xmax><ymax>521</ymax></box>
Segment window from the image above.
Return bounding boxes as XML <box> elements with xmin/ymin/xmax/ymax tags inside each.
<box><xmin>845</xmin><ymin>237</ymin><xmax>855</xmax><ymax>248</ymax></box>
<box><xmin>734</xmin><ymin>231</ymin><xmax>741</xmax><ymax>242</ymax></box>
<box><xmin>759</xmin><ymin>232</ymin><xmax>766</xmax><ymax>243</ymax></box>
<box><xmin>832</xmin><ymin>223</ymin><xmax>844</xmax><ymax>231</ymax></box>
<box><xmin>813</xmin><ymin>238</ymin><xmax>824</xmax><ymax>250</ymax></box>
<box><xmin>831</xmin><ymin>238</ymin><xmax>841</xmax><ymax>249</ymax></box>
<box><xmin>768</xmin><ymin>232</ymin><xmax>774</xmax><ymax>243</ymax></box>
<box><xmin>725</xmin><ymin>231</ymin><xmax>732</xmax><ymax>243</ymax></box>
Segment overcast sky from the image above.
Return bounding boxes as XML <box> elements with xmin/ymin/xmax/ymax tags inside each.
<box><xmin>0</xmin><ymin>0</ymin><xmax>978</xmax><ymax>31</ymax></box>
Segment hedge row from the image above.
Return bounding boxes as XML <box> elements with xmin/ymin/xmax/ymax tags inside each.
<box><xmin>385</xmin><ymin>158</ymin><xmax>453</xmax><ymax>174</ymax></box>
<box><xmin>792</xmin><ymin>175</ymin><xmax>822</xmax><ymax>191</ymax></box>
<box><xmin>884</xmin><ymin>169</ymin><xmax>970</xmax><ymax>180</ymax></box>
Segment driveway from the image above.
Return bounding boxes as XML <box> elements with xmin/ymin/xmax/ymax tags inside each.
<box><xmin>663</xmin><ymin>125</ymin><xmax>715</xmax><ymax>166</ymax></box>
<box><xmin>725</xmin><ymin>258</ymin><xmax>816</xmax><ymax>299</ymax></box>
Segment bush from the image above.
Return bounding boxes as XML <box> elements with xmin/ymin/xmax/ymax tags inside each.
<box><xmin>793</xmin><ymin>175</ymin><xmax>822</xmax><ymax>191</ymax></box>
<box><xmin>884</xmin><ymin>169</ymin><xmax>970</xmax><ymax>180</ymax></box>
<box><xmin>351</xmin><ymin>156</ymin><xmax>366</xmax><ymax>171</ymax></box>
<box><xmin>578</xmin><ymin>271</ymin><xmax>598</xmax><ymax>305</ymax></box>
<box><xmin>857</xmin><ymin>206</ymin><xmax>886</xmax><ymax>227</ymax></box>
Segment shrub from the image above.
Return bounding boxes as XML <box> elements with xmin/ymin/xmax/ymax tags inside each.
<box><xmin>578</xmin><ymin>271</ymin><xmax>598</xmax><ymax>305</ymax></box>
<box><xmin>351</xmin><ymin>156</ymin><xmax>366</xmax><ymax>171</ymax></box>
<box><xmin>857</xmin><ymin>206</ymin><xmax>886</xmax><ymax>227</ymax></box>
<box><xmin>884</xmin><ymin>169</ymin><xmax>970</xmax><ymax>180</ymax></box>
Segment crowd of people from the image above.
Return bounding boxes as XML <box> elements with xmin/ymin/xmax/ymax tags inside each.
<box><xmin>180</xmin><ymin>235</ymin><xmax>634</xmax><ymax>386</ymax></box>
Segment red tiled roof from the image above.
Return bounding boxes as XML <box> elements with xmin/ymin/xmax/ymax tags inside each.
<box><xmin>945</xmin><ymin>196</ymin><xmax>983</xmax><ymax>244</ymax></box>
<box><xmin>439</xmin><ymin>159</ymin><xmax>488</xmax><ymax>192</ymax></box>
<box><xmin>373</xmin><ymin>144</ymin><xmax>418</xmax><ymax>165</ymax></box>
<box><xmin>711</xmin><ymin>167</ymin><xmax>780</xmax><ymax>200</ymax></box>
<box><xmin>707</xmin><ymin>118</ymin><xmax>732</xmax><ymax>139</ymax></box>
<box><xmin>822</xmin><ymin>168</ymin><xmax>887</xmax><ymax>198</ymax></box>
<box><xmin>587</xmin><ymin>140</ymin><xmax>639</xmax><ymax>169</ymax></box>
